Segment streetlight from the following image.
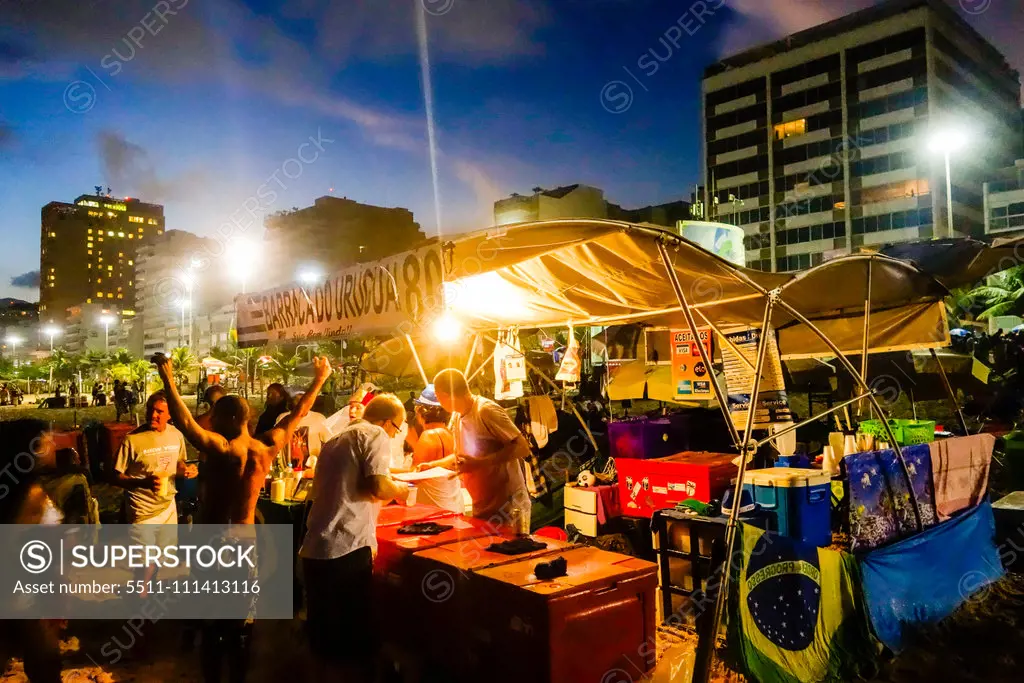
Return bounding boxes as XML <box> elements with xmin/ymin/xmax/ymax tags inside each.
<box><xmin>928</xmin><ymin>126</ymin><xmax>969</xmax><ymax>238</ymax></box>
<box><xmin>42</xmin><ymin>325</ymin><xmax>61</xmax><ymax>353</ymax></box>
<box><xmin>6</xmin><ymin>335</ymin><xmax>21</xmax><ymax>367</ymax></box>
<box><xmin>227</xmin><ymin>237</ymin><xmax>262</xmax><ymax>295</ymax></box>
<box><xmin>176</xmin><ymin>298</ymin><xmax>191</xmax><ymax>348</ymax></box>
<box><xmin>298</xmin><ymin>267</ymin><xmax>324</xmax><ymax>286</ymax></box>
<box><xmin>99</xmin><ymin>314</ymin><xmax>116</xmax><ymax>352</ymax></box>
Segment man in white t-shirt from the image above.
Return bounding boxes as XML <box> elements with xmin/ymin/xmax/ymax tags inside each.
<box><xmin>274</xmin><ymin>393</ymin><xmax>330</xmax><ymax>468</ymax></box>
<box><xmin>300</xmin><ymin>394</ymin><xmax>409</xmax><ymax>681</ymax></box>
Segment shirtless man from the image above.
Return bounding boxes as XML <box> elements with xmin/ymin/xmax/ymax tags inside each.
<box><xmin>152</xmin><ymin>353</ymin><xmax>331</xmax><ymax>683</ymax></box>
<box><xmin>152</xmin><ymin>353</ymin><xmax>332</xmax><ymax>525</ymax></box>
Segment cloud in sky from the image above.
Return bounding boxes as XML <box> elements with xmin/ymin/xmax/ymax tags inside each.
<box><xmin>10</xmin><ymin>270</ymin><xmax>40</xmax><ymax>289</ymax></box>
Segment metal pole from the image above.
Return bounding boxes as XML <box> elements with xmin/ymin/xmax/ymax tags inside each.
<box><xmin>697</xmin><ymin>294</ymin><xmax>775</xmax><ymax>683</ymax></box>
<box><xmin>404</xmin><ymin>334</ymin><xmax>429</xmax><ymax>386</ymax></box>
<box><xmin>930</xmin><ymin>348</ymin><xmax>970</xmax><ymax>435</ymax></box>
<box><xmin>466</xmin><ymin>348</ymin><xmax>496</xmax><ymax>383</ymax></box>
<box><xmin>945</xmin><ymin>149</ymin><xmax>954</xmax><ymax>238</ymax></box>
<box><xmin>755</xmin><ymin>391</ymin><xmax>873</xmax><ymax>449</ymax></box>
<box><xmin>657</xmin><ymin>241</ymin><xmax>742</xmax><ymax>451</ymax></box>
<box><xmin>858</xmin><ymin>259</ymin><xmax>872</xmax><ymax>417</ymax></box>
<box><xmin>694</xmin><ymin>309</ymin><xmax>756</xmax><ymax>372</ymax></box>
<box><xmin>463</xmin><ymin>333</ymin><xmax>481</xmax><ymax>375</ymax></box>
<box><xmin>774</xmin><ymin>297</ymin><xmax>922</xmax><ymax>530</ymax></box>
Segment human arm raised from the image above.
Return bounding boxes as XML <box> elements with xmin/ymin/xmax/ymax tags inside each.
<box><xmin>151</xmin><ymin>353</ymin><xmax>228</xmax><ymax>455</ymax></box>
<box><xmin>265</xmin><ymin>356</ymin><xmax>333</xmax><ymax>452</ymax></box>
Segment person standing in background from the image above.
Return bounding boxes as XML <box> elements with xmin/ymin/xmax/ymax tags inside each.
<box><xmin>255</xmin><ymin>383</ymin><xmax>290</xmax><ymax>436</ymax></box>
<box><xmin>410</xmin><ymin>385</ymin><xmax>462</xmax><ymax>513</ymax></box>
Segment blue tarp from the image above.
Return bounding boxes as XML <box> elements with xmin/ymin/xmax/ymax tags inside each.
<box><xmin>858</xmin><ymin>499</ymin><xmax>1005</xmax><ymax>653</ymax></box>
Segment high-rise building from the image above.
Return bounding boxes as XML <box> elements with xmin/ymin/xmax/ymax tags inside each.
<box><xmin>262</xmin><ymin>196</ymin><xmax>426</xmax><ymax>287</ymax></box>
<box><xmin>134</xmin><ymin>230</ymin><xmax>230</xmax><ymax>357</ymax></box>
<box><xmin>702</xmin><ymin>0</ymin><xmax>1021</xmax><ymax>272</ymax></box>
<box><xmin>40</xmin><ymin>192</ymin><xmax>165</xmax><ymax>318</ymax></box>
<box><xmin>494</xmin><ymin>184</ymin><xmax>694</xmax><ymax>228</ymax></box>
<box><xmin>983</xmin><ymin>159</ymin><xmax>1024</xmax><ymax>238</ymax></box>
<box><xmin>63</xmin><ymin>303</ymin><xmax>133</xmax><ymax>354</ymax></box>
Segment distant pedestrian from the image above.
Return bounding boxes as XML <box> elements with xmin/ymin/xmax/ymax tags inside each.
<box><xmin>113</xmin><ymin>380</ymin><xmax>130</xmax><ymax>422</ymax></box>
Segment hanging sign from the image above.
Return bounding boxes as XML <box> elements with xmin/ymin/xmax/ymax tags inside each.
<box><xmin>670</xmin><ymin>328</ymin><xmax>714</xmax><ymax>399</ymax></box>
<box><xmin>720</xmin><ymin>326</ymin><xmax>793</xmax><ymax>431</ymax></box>
<box><xmin>556</xmin><ymin>330</ymin><xmax>581</xmax><ymax>382</ymax></box>
<box><xmin>236</xmin><ymin>245</ymin><xmax>444</xmax><ymax>346</ymax></box>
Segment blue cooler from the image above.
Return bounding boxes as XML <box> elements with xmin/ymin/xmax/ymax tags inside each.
<box><xmin>740</xmin><ymin>468</ymin><xmax>832</xmax><ymax>547</ymax></box>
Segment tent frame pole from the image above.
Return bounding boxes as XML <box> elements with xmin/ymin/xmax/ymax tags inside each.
<box><xmin>858</xmin><ymin>258</ymin><xmax>873</xmax><ymax>417</ymax></box>
<box><xmin>930</xmin><ymin>347</ymin><xmax>970</xmax><ymax>435</ymax></box>
<box><xmin>695</xmin><ymin>292</ymin><xmax>775</xmax><ymax>683</ymax></box>
<box><xmin>466</xmin><ymin>348</ymin><xmax>496</xmax><ymax>383</ymax></box>
<box><xmin>770</xmin><ymin>298</ymin><xmax>921</xmax><ymax>529</ymax></box>
<box><xmin>755</xmin><ymin>391</ymin><xmax>873</xmax><ymax>449</ymax></box>
<box><xmin>656</xmin><ymin>241</ymin><xmax>742</xmax><ymax>451</ymax></box>
<box><xmin>693</xmin><ymin>309</ymin><xmax>757</xmax><ymax>373</ymax></box>
<box><xmin>464</xmin><ymin>333</ymin><xmax>481</xmax><ymax>375</ymax></box>
<box><xmin>404</xmin><ymin>334</ymin><xmax>430</xmax><ymax>387</ymax></box>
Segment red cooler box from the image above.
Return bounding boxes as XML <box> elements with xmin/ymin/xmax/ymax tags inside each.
<box><xmin>470</xmin><ymin>547</ymin><xmax>659</xmax><ymax>683</ymax></box>
<box><xmin>375</xmin><ymin>515</ymin><xmax>493</xmax><ymax>579</ymax></box>
<box><xmin>617</xmin><ymin>452</ymin><xmax>737</xmax><ymax>518</ymax></box>
<box><xmin>407</xmin><ymin>535</ymin><xmax>578</xmax><ymax>677</ymax></box>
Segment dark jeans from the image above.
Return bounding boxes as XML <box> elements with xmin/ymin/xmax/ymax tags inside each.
<box><xmin>303</xmin><ymin>547</ymin><xmax>374</xmax><ymax>672</ymax></box>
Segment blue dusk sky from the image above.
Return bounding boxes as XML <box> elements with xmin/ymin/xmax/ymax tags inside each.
<box><xmin>1</xmin><ymin>0</ymin><xmax>1021</xmax><ymax>301</ymax></box>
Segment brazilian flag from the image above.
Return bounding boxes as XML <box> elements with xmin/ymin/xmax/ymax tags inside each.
<box><xmin>728</xmin><ymin>523</ymin><xmax>877</xmax><ymax>682</ymax></box>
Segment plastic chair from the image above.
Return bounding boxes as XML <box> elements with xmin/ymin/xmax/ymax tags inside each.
<box><xmin>534</xmin><ymin>526</ymin><xmax>568</xmax><ymax>541</ymax></box>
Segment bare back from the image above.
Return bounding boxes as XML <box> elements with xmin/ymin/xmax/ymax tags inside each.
<box><xmin>201</xmin><ymin>433</ymin><xmax>277</xmax><ymax>525</ymax></box>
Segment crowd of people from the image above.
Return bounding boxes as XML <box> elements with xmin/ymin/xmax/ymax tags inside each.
<box><xmin>0</xmin><ymin>382</ymin><xmax>24</xmax><ymax>406</ymax></box>
<box><xmin>0</xmin><ymin>354</ymin><xmax>534</xmax><ymax>683</ymax></box>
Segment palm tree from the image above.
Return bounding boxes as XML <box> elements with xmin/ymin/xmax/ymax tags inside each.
<box><xmin>81</xmin><ymin>350</ymin><xmax>109</xmax><ymax>381</ymax></box>
<box><xmin>268</xmin><ymin>349</ymin><xmax>302</xmax><ymax>386</ymax></box>
<box><xmin>968</xmin><ymin>266</ymin><xmax>1024</xmax><ymax>321</ymax></box>
<box><xmin>110</xmin><ymin>348</ymin><xmax>134</xmax><ymax>366</ymax></box>
<box><xmin>47</xmin><ymin>349</ymin><xmax>75</xmax><ymax>382</ymax></box>
<box><xmin>229</xmin><ymin>346</ymin><xmax>262</xmax><ymax>397</ymax></box>
<box><xmin>168</xmin><ymin>346</ymin><xmax>199</xmax><ymax>391</ymax></box>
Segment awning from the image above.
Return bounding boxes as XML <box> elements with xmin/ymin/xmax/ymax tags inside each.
<box><xmin>236</xmin><ymin>220</ymin><xmax>974</xmax><ymax>356</ymax></box>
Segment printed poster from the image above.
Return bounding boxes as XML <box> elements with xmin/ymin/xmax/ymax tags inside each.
<box><xmin>720</xmin><ymin>326</ymin><xmax>793</xmax><ymax>431</ymax></box>
<box><xmin>670</xmin><ymin>328</ymin><xmax>713</xmax><ymax>399</ymax></box>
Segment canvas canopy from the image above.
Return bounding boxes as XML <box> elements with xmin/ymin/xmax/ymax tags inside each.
<box><xmin>237</xmin><ymin>219</ymin><xmax>960</xmax><ymax>357</ymax></box>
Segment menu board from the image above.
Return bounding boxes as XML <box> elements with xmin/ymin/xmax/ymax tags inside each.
<box><xmin>720</xmin><ymin>326</ymin><xmax>793</xmax><ymax>432</ymax></box>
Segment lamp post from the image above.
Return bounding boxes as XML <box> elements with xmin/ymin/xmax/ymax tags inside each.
<box><xmin>6</xmin><ymin>335</ymin><xmax>21</xmax><ymax>368</ymax></box>
<box><xmin>42</xmin><ymin>325</ymin><xmax>60</xmax><ymax>353</ymax></box>
<box><xmin>928</xmin><ymin>127</ymin><xmax>968</xmax><ymax>239</ymax></box>
<box><xmin>99</xmin><ymin>315</ymin><xmax>115</xmax><ymax>352</ymax></box>
<box><xmin>177</xmin><ymin>299</ymin><xmax>190</xmax><ymax>348</ymax></box>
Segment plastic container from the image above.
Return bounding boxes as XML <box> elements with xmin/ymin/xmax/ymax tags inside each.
<box><xmin>616</xmin><ymin>451</ymin><xmax>737</xmax><ymax>518</ymax></box>
<box><xmin>740</xmin><ymin>468</ymin><xmax>832</xmax><ymax>547</ymax></box>
<box><xmin>897</xmin><ymin>419</ymin><xmax>936</xmax><ymax>445</ymax></box>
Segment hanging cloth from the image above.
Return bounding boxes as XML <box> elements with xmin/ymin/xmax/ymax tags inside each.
<box><xmin>494</xmin><ymin>329</ymin><xmax>525</xmax><ymax>400</ymax></box>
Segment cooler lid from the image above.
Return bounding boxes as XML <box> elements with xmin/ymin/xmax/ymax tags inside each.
<box><xmin>377</xmin><ymin>504</ymin><xmax>455</xmax><ymax>528</ymax></box>
<box><xmin>742</xmin><ymin>467</ymin><xmax>831</xmax><ymax>487</ymax></box>
<box><xmin>392</xmin><ymin>517</ymin><xmax>492</xmax><ymax>551</ymax></box>
<box><xmin>411</xmin><ymin>535</ymin><xmax>574</xmax><ymax>571</ymax></box>
<box><xmin>474</xmin><ymin>546</ymin><xmax>657</xmax><ymax>596</ymax></box>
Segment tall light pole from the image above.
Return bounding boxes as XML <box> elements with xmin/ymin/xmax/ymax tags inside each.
<box><xmin>228</xmin><ymin>238</ymin><xmax>262</xmax><ymax>295</ymax></box>
<box><xmin>177</xmin><ymin>298</ymin><xmax>190</xmax><ymax>348</ymax></box>
<box><xmin>6</xmin><ymin>335</ymin><xmax>21</xmax><ymax>368</ymax></box>
<box><xmin>99</xmin><ymin>315</ymin><xmax>115</xmax><ymax>352</ymax></box>
<box><xmin>42</xmin><ymin>325</ymin><xmax>60</xmax><ymax>353</ymax></box>
<box><xmin>928</xmin><ymin>127</ymin><xmax>968</xmax><ymax>239</ymax></box>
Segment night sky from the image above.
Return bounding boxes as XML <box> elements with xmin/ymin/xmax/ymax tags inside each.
<box><xmin>2</xmin><ymin>0</ymin><xmax>1021</xmax><ymax>301</ymax></box>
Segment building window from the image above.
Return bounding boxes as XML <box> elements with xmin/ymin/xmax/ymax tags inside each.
<box><xmin>49</xmin><ymin>232</ymin><xmax>56</xmax><ymax>237</ymax></box>
<box><xmin>87</xmin><ymin>250</ymin><xmax>93</xmax><ymax>255</ymax></box>
<box><xmin>858</xmin><ymin>178</ymin><xmax>930</xmax><ymax>204</ymax></box>
<box><xmin>773</xmin><ymin>119</ymin><xmax>807</xmax><ymax>141</ymax></box>
<box><xmin>128</xmin><ymin>234</ymin><xmax>134</xmax><ymax>239</ymax></box>
<box><xmin>107</xmin><ymin>293</ymin><xmax>114</xmax><ymax>298</ymax></box>
<box><xmin>147</xmin><ymin>219</ymin><xmax>158</xmax><ymax>225</ymax></box>
<box><xmin>87</xmin><ymin>211</ymin><xmax>102</xmax><ymax>217</ymax></box>
<box><xmin>96</xmin><ymin>292</ymin><xmax>103</xmax><ymax>297</ymax></box>
<box><xmin>117</xmin><ymin>232</ymin><xmax>124</xmax><ymax>237</ymax></box>
<box><xmin>129</xmin><ymin>216</ymin><xmax>144</xmax><ymax>223</ymax></box>
<box><xmin>128</xmin><ymin>260</ymin><xmax>133</xmax><ymax>265</ymax></box>
<box><xmin>87</xmin><ymin>298</ymin><xmax>91</xmax><ymax>303</ymax></box>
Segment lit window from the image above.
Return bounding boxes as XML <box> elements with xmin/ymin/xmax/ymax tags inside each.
<box><xmin>88</xmin><ymin>229</ymin><xmax>93</xmax><ymax>234</ymax></box>
<box><xmin>98</xmin><ymin>237</ymin><xmax>104</xmax><ymax>242</ymax></box>
<box><xmin>49</xmin><ymin>232</ymin><xmax>56</xmax><ymax>237</ymax></box>
<box><xmin>96</xmin><ymin>292</ymin><xmax>103</xmax><ymax>297</ymax></box>
<box><xmin>147</xmin><ymin>219</ymin><xmax>158</xmax><ymax>225</ymax></box>
<box><xmin>157</xmin><ymin>230</ymin><xmax>163</xmax><ymax>235</ymax></box>
<box><xmin>117</xmin><ymin>232</ymin><xmax>124</xmax><ymax>237</ymax></box>
<box><xmin>107</xmin><ymin>265</ymin><xmax>113</xmax><ymax>271</ymax></box>
<box><xmin>773</xmin><ymin>119</ymin><xmax>807</xmax><ymax>140</ymax></box>
<box><xmin>87</xmin><ymin>264</ymin><xmax>92</xmax><ymax>268</ymax></box>
<box><xmin>128</xmin><ymin>260</ymin><xmax>133</xmax><ymax>265</ymax></box>
<box><xmin>107</xmin><ymin>293</ymin><xmax>114</xmax><ymax>298</ymax></box>
<box><xmin>107</xmin><ymin>231</ymin><xmax>114</xmax><ymax>237</ymax></box>
<box><xmin>107</xmin><ymin>212</ymin><xmax>116</xmax><ymax>217</ymax></box>
<box><xmin>129</xmin><ymin>216</ymin><xmax>144</xmax><ymax>223</ymax></box>
<box><xmin>117</xmin><ymin>294</ymin><xmax>123</xmax><ymax>299</ymax></box>
<box><xmin>128</xmin><ymin>234</ymin><xmax>134</xmax><ymax>239</ymax></box>
<box><xmin>86</xmin><ymin>298</ymin><xmax>90</xmax><ymax>302</ymax></box>
<box><xmin>87</xmin><ymin>250</ymin><xmax>93</xmax><ymax>255</ymax></box>
<box><xmin>118</xmin><ymin>252</ymin><xmax>123</xmax><ymax>257</ymax></box>
<box><xmin>129</xmin><ymin>280</ymin><xmax>133</xmax><ymax>286</ymax></box>
<box><xmin>49</xmin><ymin>267</ymin><xmax>55</xmax><ymax>272</ymax></box>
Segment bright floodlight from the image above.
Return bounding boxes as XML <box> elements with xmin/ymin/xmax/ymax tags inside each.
<box><xmin>6</xmin><ymin>335</ymin><xmax>22</xmax><ymax>345</ymax></box>
<box><xmin>432</xmin><ymin>313</ymin><xmax>462</xmax><ymax>344</ymax></box>
<box><xmin>227</xmin><ymin>238</ymin><xmax>263</xmax><ymax>292</ymax></box>
<box><xmin>928</xmin><ymin>127</ymin><xmax>969</xmax><ymax>154</ymax></box>
<box><xmin>175</xmin><ymin>298</ymin><xmax>191</xmax><ymax>309</ymax></box>
<box><xmin>99</xmin><ymin>314</ymin><xmax>116</xmax><ymax>326</ymax></box>
<box><xmin>42</xmin><ymin>325</ymin><xmax>61</xmax><ymax>338</ymax></box>
<box><xmin>298</xmin><ymin>267</ymin><xmax>324</xmax><ymax>285</ymax></box>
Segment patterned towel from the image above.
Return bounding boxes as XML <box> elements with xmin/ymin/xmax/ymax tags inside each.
<box><xmin>845</xmin><ymin>444</ymin><xmax>937</xmax><ymax>552</ymax></box>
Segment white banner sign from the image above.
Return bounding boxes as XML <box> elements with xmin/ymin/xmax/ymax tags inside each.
<box><xmin>236</xmin><ymin>245</ymin><xmax>445</xmax><ymax>346</ymax></box>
